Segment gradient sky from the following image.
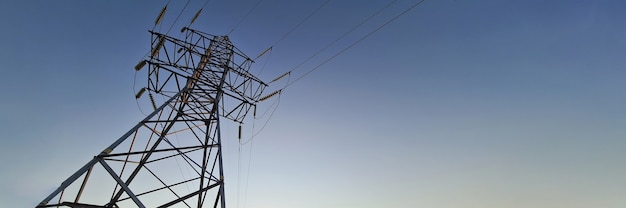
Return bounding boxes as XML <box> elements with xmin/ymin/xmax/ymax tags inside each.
<box><xmin>1</xmin><ymin>0</ymin><xmax>626</xmax><ymax>207</ymax></box>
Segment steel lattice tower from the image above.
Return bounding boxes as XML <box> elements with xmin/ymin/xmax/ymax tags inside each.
<box><xmin>37</xmin><ymin>27</ymin><xmax>268</xmax><ymax>208</ymax></box>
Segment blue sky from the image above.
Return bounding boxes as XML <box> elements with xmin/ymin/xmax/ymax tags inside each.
<box><xmin>1</xmin><ymin>0</ymin><xmax>626</xmax><ymax>207</ymax></box>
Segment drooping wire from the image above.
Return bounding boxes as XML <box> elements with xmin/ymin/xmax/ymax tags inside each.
<box><xmin>239</xmin><ymin>93</ymin><xmax>282</xmax><ymax>145</ymax></box>
<box><xmin>229</xmin><ymin>0</ymin><xmax>333</xmax><ymax>146</ymax></box>
<box><xmin>239</xmin><ymin>70</ymin><xmax>289</xmax><ymax>208</ymax></box>
<box><xmin>240</xmin><ymin>114</ymin><xmax>257</xmax><ymax>208</ymax></box>
<box><xmin>237</xmin><ymin>78</ymin><xmax>287</xmax><ymax>208</ymax></box>
<box><xmin>283</xmin><ymin>0</ymin><xmax>427</xmax><ymax>89</ymax></box>
<box><xmin>236</xmin><ymin>34</ymin><xmax>276</xmax><ymax>208</ymax></box>
<box><xmin>133</xmin><ymin>71</ymin><xmax>148</xmax><ymax>116</ymax></box>
<box><xmin>241</xmin><ymin>130</ymin><xmax>254</xmax><ymax>208</ymax></box>
<box><xmin>228</xmin><ymin>0</ymin><xmax>265</xmax><ymax>35</ymax></box>
<box><xmin>241</xmin><ymin>65</ymin><xmax>289</xmax><ymax>145</ymax></box>
<box><xmin>237</xmin><ymin>130</ymin><xmax>243</xmax><ymax>208</ymax></box>
<box><xmin>241</xmin><ymin>93</ymin><xmax>282</xmax><ymax>208</ymax></box>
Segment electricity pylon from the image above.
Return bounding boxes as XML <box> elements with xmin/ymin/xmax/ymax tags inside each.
<box><xmin>36</xmin><ymin>27</ymin><xmax>268</xmax><ymax>208</ymax></box>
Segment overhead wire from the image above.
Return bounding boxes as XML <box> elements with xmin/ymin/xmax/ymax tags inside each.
<box><xmin>239</xmin><ymin>0</ymin><xmax>416</xmax><ymax>129</ymax></box>
<box><xmin>240</xmin><ymin>94</ymin><xmax>283</xmax><ymax>208</ymax></box>
<box><xmin>228</xmin><ymin>0</ymin><xmax>265</xmax><ymax>35</ymax></box>
<box><xmin>180</xmin><ymin>0</ymin><xmax>214</xmax><ymax>32</ymax></box>
<box><xmin>269</xmin><ymin>0</ymin><xmax>332</xmax><ymax>47</ymax></box>
<box><xmin>240</xmin><ymin>92</ymin><xmax>282</xmax><ymax>145</ymax></box>
<box><xmin>238</xmin><ymin>52</ymin><xmax>289</xmax><ymax>207</ymax></box>
<box><xmin>237</xmin><ymin>35</ymin><xmax>274</xmax><ymax>208</ymax></box>
<box><xmin>239</xmin><ymin>73</ymin><xmax>288</xmax><ymax>208</ymax></box>
<box><xmin>236</xmin><ymin>27</ymin><xmax>276</xmax><ymax>207</ymax></box>
<box><xmin>282</xmin><ymin>0</ymin><xmax>427</xmax><ymax>89</ymax></box>
<box><xmin>273</xmin><ymin>0</ymin><xmax>399</xmax><ymax>90</ymax></box>
<box><xmin>241</xmin><ymin>126</ymin><xmax>255</xmax><ymax>208</ymax></box>
<box><xmin>239</xmin><ymin>1</ymin><xmax>428</xmax><ymax>206</ymax></box>
<box><xmin>237</xmin><ymin>131</ymin><xmax>243</xmax><ymax>208</ymax></box>
<box><xmin>232</xmin><ymin>0</ymin><xmax>334</xmax><ymax>153</ymax></box>
<box><xmin>200</xmin><ymin>0</ymin><xmax>212</xmax><ymax>9</ymax></box>
<box><xmin>242</xmin><ymin>56</ymin><xmax>290</xmax><ymax>145</ymax></box>
<box><xmin>165</xmin><ymin>0</ymin><xmax>192</xmax><ymax>35</ymax></box>
<box><xmin>237</xmin><ymin>0</ymin><xmax>330</xmax><ymax>68</ymax></box>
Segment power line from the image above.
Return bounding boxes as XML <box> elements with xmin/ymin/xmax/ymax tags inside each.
<box><xmin>280</xmin><ymin>0</ymin><xmax>400</xmax><ymax>88</ymax></box>
<box><xmin>238</xmin><ymin>0</ymin><xmax>428</xmax><ymax>149</ymax></box>
<box><xmin>228</xmin><ymin>0</ymin><xmax>265</xmax><ymax>35</ymax></box>
<box><xmin>283</xmin><ymin>0</ymin><xmax>427</xmax><ymax>89</ymax></box>
<box><xmin>165</xmin><ymin>0</ymin><xmax>192</xmax><ymax>35</ymax></box>
<box><xmin>270</xmin><ymin>0</ymin><xmax>332</xmax><ymax>47</ymax></box>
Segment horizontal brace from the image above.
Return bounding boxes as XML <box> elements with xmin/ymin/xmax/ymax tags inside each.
<box><xmin>60</xmin><ymin>201</ymin><xmax>108</xmax><ymax>208</ymax></box>
<box><xmin>101</xmin><ymin>145</ymin><xmax>212</xmax><ymax>158</ymax></box>
<box><xmin>157</xmin><ymin>181</ymin><xmax>222</xmax><ymax>208</ymax></box>
<box><xmin>119</xmin><ymin>177</ymin><xmax>201</xmax><ymax>202</ymax></box>
<box><xmin>141</xmin><ymin>118</ymin><xmax>216</xmax><ymax>123</ymax></box>
<box><xmin>103</xmin><ymin>158</ymin><xmax>140</xmax><ymax>164</ymax></box>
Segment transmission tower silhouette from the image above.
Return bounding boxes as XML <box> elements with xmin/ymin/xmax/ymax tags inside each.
<box><xmin>36</xmin><ymin>26</ymin><xmax>269</xmax><ymax>208</ymax></box>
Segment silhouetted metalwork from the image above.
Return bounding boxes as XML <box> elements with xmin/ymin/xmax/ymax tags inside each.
<box><xmin>37</xmin><ymin>27</ymin><xmax>267</xmax><ymax>208</ymax></box>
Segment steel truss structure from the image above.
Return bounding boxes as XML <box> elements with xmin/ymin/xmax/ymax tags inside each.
<box><xmin>37</xmin><ymin>27</ymin><xmax>267</xmax><ymax>208</ymax></box>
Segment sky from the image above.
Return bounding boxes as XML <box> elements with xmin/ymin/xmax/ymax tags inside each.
<box><xmin>1</xmin><ymin>0</ymin><xmax>626</xmax><ymax>207</ymax></box>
